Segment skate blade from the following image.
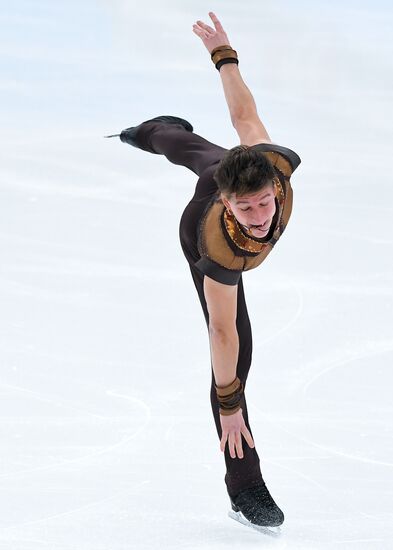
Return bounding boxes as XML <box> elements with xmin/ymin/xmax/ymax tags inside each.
<box><xmin>228</xmin><ymin>509</ymin><xmax>282</xmax><ymax>537</ymax></box>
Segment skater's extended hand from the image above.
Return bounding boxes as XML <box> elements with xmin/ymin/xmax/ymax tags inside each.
<box><xmin>192</xmin><ymin>11</ymin><xmax>231</xmax><ymax>55</ymax></box>
<box><xmin>220</xmin><ymin>408</ymin><xmax>255</xmax><ymax>459</ymax></box>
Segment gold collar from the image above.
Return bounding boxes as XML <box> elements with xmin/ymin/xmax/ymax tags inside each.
<box><xmin>221</xmin><ymin>179</ymin><xmax>285</xmax><ymax>254</ymax></box>
<box><xmin>222</xmin><ymin>207</ymin><xmax>271</xmax><ymax>253</ymax></box>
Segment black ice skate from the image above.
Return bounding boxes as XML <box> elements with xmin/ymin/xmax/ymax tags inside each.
<box><xmin>104</xmin><ymin>115</ymin><xmax>193</xmax><ymax>147</ymax></box>
<box><xmin>228</xmin><ymin>480</ymin><xmax>284</xmax><ymax>536</ymax></box>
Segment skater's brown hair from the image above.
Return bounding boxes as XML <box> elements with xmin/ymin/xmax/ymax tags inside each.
<box><xmin>213</xmin><ymin>145</ymin><xmax>276</xmax><ymax>199</ymax></box>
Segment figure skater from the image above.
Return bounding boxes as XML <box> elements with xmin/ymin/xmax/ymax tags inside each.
<box><xmin>105</xmin><ymin>11</ymin><xmax>301</xmax><ymax>530</ymax></box>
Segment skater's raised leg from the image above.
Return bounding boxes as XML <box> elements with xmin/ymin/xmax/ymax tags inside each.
<box><xmin>111</xmin><ymin>115</ymin><xmax>228</xmax><ymax>178</ymax></box>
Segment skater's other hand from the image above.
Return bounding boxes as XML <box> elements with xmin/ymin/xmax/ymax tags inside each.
<box><xmin>219</xmin><ymin>408</ymin><xmax>255</xmax><ymax>459</ymax></box>
<box><xmin>192</xmin><ymin>12</ymin><xmax>231</xmax><ymax>55</ymax></box>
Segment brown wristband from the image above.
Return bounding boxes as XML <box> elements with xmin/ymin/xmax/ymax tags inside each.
<box><xmin>211</xmin><ymin>44</ymin><xmax>233</xmax><ymax>58</ymax></box>
<box><xmin>210</xmin><ymin>44</ymin><xmax>239</xmax><ymax>71</ymax></box>
<box><xmin>215</xmin><ymin>376</ymin><xmax>244</xmax><ymax>416</ymax></box>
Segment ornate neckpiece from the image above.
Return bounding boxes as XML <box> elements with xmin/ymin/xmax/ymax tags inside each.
<box><xmin>222</xmin><ymin>206</ymin><xmax>274</xmax><ymax>253</ymax></box>
<box><xmin>221</xmin><ymin>176</ymin><xmax>286</xmax><ymax>254</ymax></box>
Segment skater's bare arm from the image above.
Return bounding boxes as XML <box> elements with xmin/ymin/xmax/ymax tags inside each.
<box><xmin>192</xmin><ymin>11</ymin><xmax>271</xmax><ymax>145</ymax></box>
<box><xmin>204</xmin><ymin>275</ymin><xmax>239</xmax><ymax>387</ymax></box>
<box><xmin>218</xmin><ymin>64</ymin><xmax>272</xmax><ymax>145</ymax></box>
<box><xmin>204</xmin><ymin>275</ymin><xmax>255</xmax><ymax>459</ymax></box>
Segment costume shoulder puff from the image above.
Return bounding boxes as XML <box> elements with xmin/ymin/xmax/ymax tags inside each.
<box><xmin>194</xmin><ymin>255</ymin><xmax>242</xmax><ymax>286</ymax></box>
<box><xmin>250</xmin><ymin>143</ymin><xmax>301</xmax><ymax>178</ymax></box>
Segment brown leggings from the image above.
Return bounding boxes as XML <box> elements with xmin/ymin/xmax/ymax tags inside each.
<box><xmin>133</xmin><ymin>121</ymin><xmax>264</xmax><ymax>497</ymax></box>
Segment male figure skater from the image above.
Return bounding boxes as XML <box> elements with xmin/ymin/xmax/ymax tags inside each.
<box><xmin>106</xmin><ymin>12</ymin><xmax>301</xmax><ymax>530</ymax></box>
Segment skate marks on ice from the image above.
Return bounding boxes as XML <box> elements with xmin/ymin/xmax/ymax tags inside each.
<box><xmin>301</xmin><ymin>341</ymin><xmax>393</xmax><ymax>399</ymax></box>
<box><xmin>0</xmin><ymin>377</ymin><xmax>153</xmax><ymax>532</ymax></box>
<box><xmin>297</xmin><ymin>343</ymin><xmax>393</xmax><ymax>468</ymax></box>
<box><xmin>250</xmin><ymin>276</ymin><xmax>304</xmax><ymax>351</ymax></box>
<box><xmin>247</xmin><ymin>343</ymin><xmax>393</xmax><ymax>545</ymax></box>
<box><xmin>0</xmin><ymin>479</ymin><xmax>151</xmax><ymax>534</ymax></box>
<box><xmin>252</xmin><ymin>272</ymin><xmax>393</xmax><ymax>353</ymax></box>
<box><xmin>251</xmin><ymin>340</ymin><xmax>393</xmax><ymax>470</ymax></box>
<box><xmin>0</xmin><ymin>380</ymin><xmax>151</xmax><ymax>479</ymax></box>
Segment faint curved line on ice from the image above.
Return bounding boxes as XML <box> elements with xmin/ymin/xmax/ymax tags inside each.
<box><xmin>302</xmin><ymin>344</ymin><xmax>393</xmax><ymax>396</ymax></box>
<box><xmin>0</xmin><ymin>479</ymin><xmax>150</xmax><ymax>532</ymax></box>
<box><xmin>250</xmin><ymin>404</ymin><xmax>331</xmax><ymax>492</ymax></box>
<box><xmin>254</xmin><ymin>278</ymin><xmax>304</xmax><ymax>350</ymax></box>
<box><xmin>268</xmin><ymin>344</ymin><xmax>393</xmax><ymax>468</ymax></box>
<box><xmin>164</xmin><ymin>417</ymin><xmax>179</xmax><ymax>441</ymax></box>
<box><xmin>0</xmin><ymin>386</ymin><xmax>151</xmax><ymax>480</ymax></box>
<box><xmin>306</xmin><ymin>445</ymin><xmax>393</xmax><ymax>468</ymax></box>
<box><xmin>257</xmin><ymin>413</ymin><xmax>393</xmax><ymax>469</ymax></box>
<box><xmin>284</xmin><ymin>431</ymin><xmax>393</xmax><ymax>469</ymax></box>
<box><xmin>0</xmin><ymin>381</ymin><xmax>109</xmax><ymax>420</ymax></box>
<box><xmin>262</xmin><ymin>456</ymin><xmax>330</xmax><ymax>493</ymax></box>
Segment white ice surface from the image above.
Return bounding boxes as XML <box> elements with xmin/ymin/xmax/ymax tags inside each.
<box><xmin>1</xmin><ymin>1</ymin><xmax>392</xmax><ymax>549</ymax></box>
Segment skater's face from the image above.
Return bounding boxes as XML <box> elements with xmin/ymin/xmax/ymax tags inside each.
<box><xmin>221</xmin><ymin>181</ymin><xmax>277</xmax><ymax>238</ymax></box>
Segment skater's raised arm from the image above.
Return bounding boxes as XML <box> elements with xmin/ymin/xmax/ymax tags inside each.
<box><xmin>192</xmin><ymin>12</ymin><xmax>271</xmax><ymax>145</ymax></box>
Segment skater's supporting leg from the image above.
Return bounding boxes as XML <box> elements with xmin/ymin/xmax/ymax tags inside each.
<box><xmin>187</xmin><ymin>263</ymin><xmax>263</xmax><ymax>497</ymax></box>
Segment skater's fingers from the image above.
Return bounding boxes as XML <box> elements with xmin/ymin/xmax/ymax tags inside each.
<box><xmin>192</xmin><ymin>25</ymin><xmax>204</xmax><ymax>36</ymax></box>
<box><xmin>241</xmin><ymin>426</ymin><xmax>255</xmax><ymax>449</ymax></box>
<box><xmin>209</xmin><ymin>11</ymin><xmax>225</xmax><ymax>33</ymax></box>
<box><xmin>235</xmin><ymin>431</ymin><xmax>243</xmax><ymax>459</ymax></box>
<box><xmin>220</xmin><ymin>431</ymin><xmax>228</xmax><ymax>453</ymax></box>
<box><xmin>196</xmin><ymin>20</ymin><xmax>215</xmax><ymax>35</ymax></box>
<box><xmin>192</xmin><ymin>24</ymin><xmax>210</xmax><ymax>40</ymax></box>
<box><xmin>228</xmin><ymin>432</ymin><xmax>236</xmax><ymax>459</ymax></box>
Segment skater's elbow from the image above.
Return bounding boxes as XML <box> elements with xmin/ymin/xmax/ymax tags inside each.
<box><xmin>208</xmin><ymin>323</ymin><xmax>238</xmax><ymax>340</ymax></box>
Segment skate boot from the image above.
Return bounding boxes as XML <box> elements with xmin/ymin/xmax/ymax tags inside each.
<box><xmin>228</xmin><ymin>480</ymin><xmax>284</xmax><ymax>534</ymax></box>
<box><xmin>104</xmin><ymin>116</ymin><xmax>193</xmax><ymax>147</ymax></box>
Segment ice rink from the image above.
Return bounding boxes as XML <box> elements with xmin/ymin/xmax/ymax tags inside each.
<box><xmin>1</xmin><ymin>1</ymin><xmax>392</xmax><ymax>548</ymax></box>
